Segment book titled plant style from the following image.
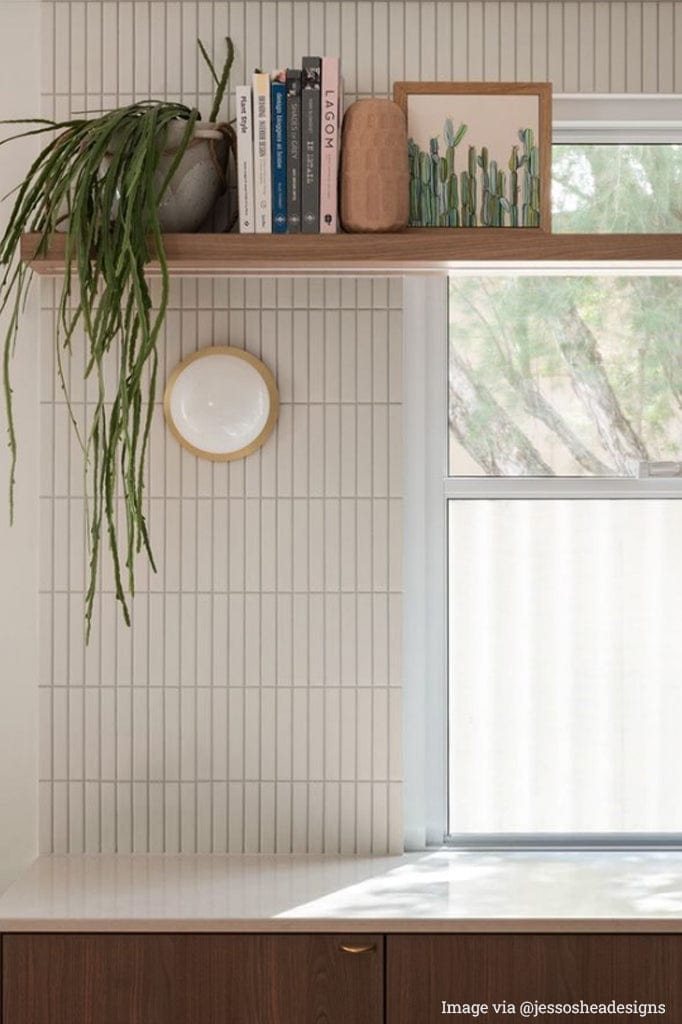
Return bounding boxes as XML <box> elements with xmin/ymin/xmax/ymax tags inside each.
<box><xmin>236</xmin><ymin>85</ymin><xmax>255</xmax><ymax>232</ymax></box>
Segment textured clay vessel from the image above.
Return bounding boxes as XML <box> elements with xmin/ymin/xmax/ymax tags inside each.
<box><xmin>340</xmin><ymin>99</ymin><xmax>409</xmax><ymax>232</ymax></box>
<box><xmin>155</xmin><ymin>121</ymin><xmax>229</xmax><ymax>232</ymax></box>
<box><xmin>106</xmin><ymin>121</ymin><xmax>229</xmax><ymax>233</ymax></box>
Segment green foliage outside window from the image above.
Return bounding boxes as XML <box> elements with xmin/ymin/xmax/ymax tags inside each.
<box><xmin>449</xmin><ymin>145</ymin><xmax>682</xmax><ymax>477</ymax></box>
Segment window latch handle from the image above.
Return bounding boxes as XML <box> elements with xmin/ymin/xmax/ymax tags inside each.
<box><xmin>638</xmin><ymin>461</ymin><xmax>682</xmax><ymax>478</ymax></box>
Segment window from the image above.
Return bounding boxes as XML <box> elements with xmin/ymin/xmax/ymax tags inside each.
<box><xmin>448</xmin><ymin>496</ymin><xmax>682</xmax><ymax>836</ymax></box>
<box><xmin>448</xmin><ymin>273</ymin><xmax>682</xmax><ymax>478</ymax></box>
<box><xmin>404</xmin><ymin>97</ymin><xmax>682</xmax><ymax>849</ymax></box>
<box><xmin>553</xmin><ymin>143</ymin><xmax>682</xmax><ymax>233</ymax></box>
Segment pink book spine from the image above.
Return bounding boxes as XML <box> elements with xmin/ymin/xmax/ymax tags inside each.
<box><xmin>319</xmin><ymin>57</ymin><xmax>340</xmax><ymax>233</ymax></box>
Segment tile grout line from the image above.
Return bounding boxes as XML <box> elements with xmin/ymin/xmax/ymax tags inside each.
<box><xmin>257</xmin><ymin>276</ymin><xmax>263</xmax><ymax>855</ymax></box>
<box><xmin>304</xmin><ymin>274</ymin><xmax>310</xmax><ymax>854</ymax></box>
<box><xmin>385</xmin><ymin>291</ymin><xmax>392</xmax><ymax>852</ymax></box>
<box><xmin>353</xmin><ymin>281</ymin><xmax>359</xmax><ymax>855</ymax></box>
<box><xmin>336</xmin><ymin>288</ymin><xmax>343</xmax><ymax>857</ymax></box>
<box><xmin>48</xmin><ymin>1</ymin><xmax>57</xmax><ymax>855</ymax></box>
<box><xmin>289</xmin><ymin>284</ymin><xmax>295</xmax><ymax>855</ymax></box>
<box><xmin>194</xmin><ymin>243</ymin><xmax>200</xmax><ymax>854</ymax></box>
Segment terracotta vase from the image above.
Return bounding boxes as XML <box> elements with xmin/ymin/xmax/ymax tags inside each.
<box><xmin>340</xmin><ymin>99</ymin><xmax>409</xmax><ymax>233</ymax></box>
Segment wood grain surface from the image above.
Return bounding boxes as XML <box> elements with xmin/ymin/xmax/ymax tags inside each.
<box><xmin>21</xmin><ymin>231</ymin><xmax>682</xmax><ymax>276</ymax></box>
<box><xmin>2</xmin><ymin>933</ymin><xmax>384</xmax><ymax>1024</ymax></box>
<box><xmin>387</xmin><ymin>934</ymin><xmax>682</xmax><ymax>1023</ymax></box>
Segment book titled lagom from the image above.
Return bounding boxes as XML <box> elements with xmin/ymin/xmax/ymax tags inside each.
<box><xmin>319</xmin><ymin>57</ymin><xmax>340</xmax><ymax>233</ymax></box>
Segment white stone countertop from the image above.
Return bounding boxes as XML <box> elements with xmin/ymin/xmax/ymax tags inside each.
<box><xmin>2</xmin><ymin>851</ymin><xmax>682</xmax><ymax>932</ymax></box>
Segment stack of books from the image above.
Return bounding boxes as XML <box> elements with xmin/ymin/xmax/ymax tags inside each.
<box><xmin>235</xmin><ymin>57</ymin><xmax>342</xmax><ymax>234</ymax></box>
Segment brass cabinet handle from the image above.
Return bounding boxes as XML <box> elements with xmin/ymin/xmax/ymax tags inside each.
<box><xmin>339</xmin><ymin>943</ymin><xmax>376</xmax><ymax>954</ymax></box>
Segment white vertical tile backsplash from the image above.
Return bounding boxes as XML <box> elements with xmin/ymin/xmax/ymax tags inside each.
<box><xmin>39</xmin><ymin>279</ymin><xmax>403</xmax><ymax>852</ymax></box>
<box><xmin>39</xmin><ymin>0</ymin><xmax>675</xmax><ymax>855</ymax></box>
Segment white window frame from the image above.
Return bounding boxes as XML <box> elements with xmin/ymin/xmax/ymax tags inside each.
<box><xmin>402</xmin><ymin>96</ymin><xmax>682</xmax><ymax>851</ymax></box>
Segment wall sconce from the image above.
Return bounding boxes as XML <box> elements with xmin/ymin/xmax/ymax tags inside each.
<box><xmin>163</xmin><ymin>346</ymin><xmax>279</xmax><ymax>460</ymax></box>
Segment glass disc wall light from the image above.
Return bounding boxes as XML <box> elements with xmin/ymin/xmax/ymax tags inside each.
<box><xmin>163</xmin><ymin>346</ymin><xmax>279</xmax><ymax>460</ymax></box>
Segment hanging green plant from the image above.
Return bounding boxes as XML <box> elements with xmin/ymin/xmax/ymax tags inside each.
<box><xmin>0</xmin><ymin>37</ymin><xmax>235</xmax><ymax>640</ymax></box>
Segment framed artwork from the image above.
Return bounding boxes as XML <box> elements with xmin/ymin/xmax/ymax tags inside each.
<box><xmin>393</xmin><ymin>82</ymin><xmax>552</xmax><ymax>230</ymax></box>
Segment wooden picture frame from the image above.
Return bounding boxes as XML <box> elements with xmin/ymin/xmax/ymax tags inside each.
<box><xmin>393</xmin><ymin>82</ymin><xmax>552</xmax><ymax>231</ymax></box>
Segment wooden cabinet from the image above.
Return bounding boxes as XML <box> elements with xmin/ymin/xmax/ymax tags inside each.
<box><xmin>2</xmin><ymin>933</ymin><xmax>384</xmax><ymax>1024</ymax></box>
<box><xmin>4</xmin><ymin>931</ymin><xmax>682</xmax><ymax>1024</ymax></box>
<box><xmin>387</xmin><ymin>934</ymin><xmax>682</xmax><ymax>1023</ymax></box>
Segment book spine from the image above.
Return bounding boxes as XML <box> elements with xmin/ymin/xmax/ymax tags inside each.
<box><xmin>285</xmin><ymin>70</ymin><xmax>302</xmax><ymax>233</ymax></box>
<box><xmin>319</xmin><ymin>57</ymin><xmax>340</xmax><ymax>234</ymax></box>
<box><xmin>252</xmin><ymin>71</ymin><xmax>272</xmax><ymax>233</ymax></box>
<box><xmin>301</xmin><ymin>57</ymin><xmax>321</xmax><ymax>233</ymax></box>
<box><xmin>271</xmin><ymin>78</ymin><xmax>288</xmax><ymax>233</ymax></box>
<box><xmin>235</xmin><ymin>85</ymin><xmax>255</xmax><ymax>233</ymax></box>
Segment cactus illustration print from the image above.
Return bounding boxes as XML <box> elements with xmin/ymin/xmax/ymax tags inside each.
<box><xmin>394</xmin><ymin>84</ymin><xmax>551</xmax><ymax>229</ymax></box>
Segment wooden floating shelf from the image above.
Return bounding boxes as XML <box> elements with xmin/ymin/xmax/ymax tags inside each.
<box><xmin>21</xmin><ymin>230</ymin><xmax>682</xmax><ymax>277</ymax></box>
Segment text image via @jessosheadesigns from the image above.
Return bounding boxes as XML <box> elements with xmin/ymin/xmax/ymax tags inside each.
<box><xmin>439</xmin><ymin>998</ymin><xmax>667</xmax><ymax>1019</ymax></box>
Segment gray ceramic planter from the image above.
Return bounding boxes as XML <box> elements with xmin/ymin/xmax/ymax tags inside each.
<box><xmin>155</xmin><ymin>120</ymin><xmax>229</xmax><ymax>233</ymax></box>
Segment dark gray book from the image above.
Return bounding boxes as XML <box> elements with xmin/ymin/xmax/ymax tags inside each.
<box><xmin>286</xmin><ymin>70</ymin><xmax>302</xmax><ymax>233</ymax></box>
<box><xmin>301</xmin><ymin>57</ymin><xmax>321</xmax><ymax>233</ymax></box>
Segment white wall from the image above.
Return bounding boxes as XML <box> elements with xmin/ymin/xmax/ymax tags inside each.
<box><xmin>1</xmin><ymin>0</ymin><xmax>679</xmax><ymax>874</ymax></box>
<box><xmin>0</xmin><ymin>1</ymin><xmax>41</xmax><ymax>893</ymax></box>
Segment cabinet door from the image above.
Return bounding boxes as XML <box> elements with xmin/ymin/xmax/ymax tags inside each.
<box><xmin>3</xmin><ymin>933</ymin><xmax>383</xmax><ymax>1024</ymax></box>
<box><xmin>388</xmin><ymin>934</ymin><xmax>682</xmax><ymax>1023</ymax></box>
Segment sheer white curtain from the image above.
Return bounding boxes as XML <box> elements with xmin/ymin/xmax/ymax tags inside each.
<box><xmin>448</xmin><ymin>499</ymin><xmax>682</xmax><ymax>835</ymax></box>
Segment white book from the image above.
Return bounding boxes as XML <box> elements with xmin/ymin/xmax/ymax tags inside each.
<box><xmin>252</xmin><ymin>71</ymin><xmax>272</xmax><ymax>233</ymax></box>
<box><xmin>235</xmin><ymin>86</ymin><xmax>255</xmax><ymax>233</ymax></box>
